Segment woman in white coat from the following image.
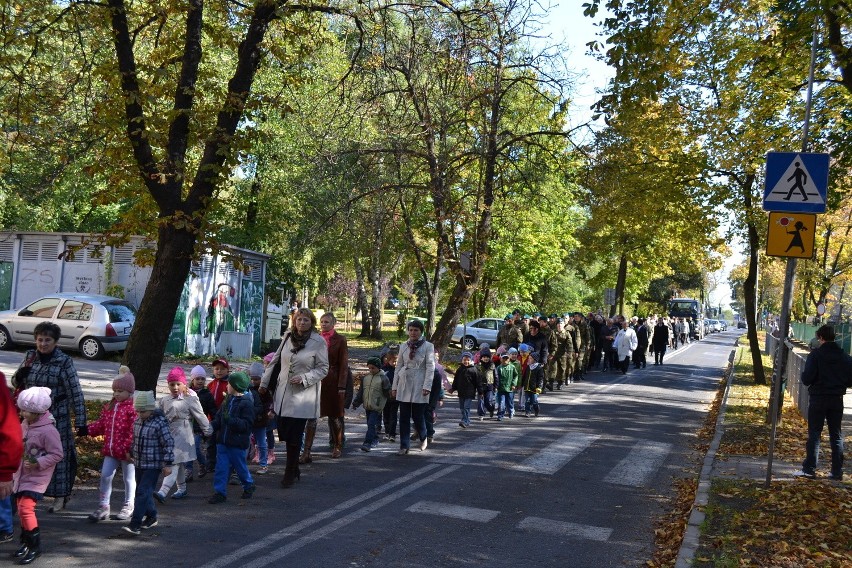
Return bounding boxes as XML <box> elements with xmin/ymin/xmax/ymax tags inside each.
<box><xmin>615</xmin><ymin>316</ymin><xmax>639</xmax><ymax>375</ymax></box>
<box><xmin>393</xmin><ymin>320</ymin><xmax>435</xmax><ymax>455</ymax></box>
<box><xmin>259</xmin><ymin>308</ymin><xmax>329</xmax><ymax>488</ymax></box>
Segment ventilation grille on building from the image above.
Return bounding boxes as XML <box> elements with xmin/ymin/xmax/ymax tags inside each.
<box><xmin>0</xmin><ymin>240</ymin><xmax>15</xmax><ymax>262</ymax></box>
<box><xmin>218</xmin><ymin>261</ymin><xmax>237</xmax><ymax>279</ymax></box>
<box><xmin>113</xmin><ymin>244</ymin><xmax>135</xmax><ymax>265</ymax></box>
<box><xmin>243</xmin><ymin>260</ymin><xmax>262</xmax><ymax>281</ymax></box>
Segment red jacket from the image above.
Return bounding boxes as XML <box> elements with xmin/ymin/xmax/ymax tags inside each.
<box><xmin>1</xmin><ymin>374</ymin><xmax>24</xmax><ymax>483</ymax></box>
<box><xmin>208</xmin><ymin>377</ymin><xmax>230</xmax><ymax>409</ymax></box>
<box><xmin>88</xmin><ymin>398</ymin><xmax>137</xmax><ymax>461</ymax></box>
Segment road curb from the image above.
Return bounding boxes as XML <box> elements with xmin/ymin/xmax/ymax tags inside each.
<box><xmin>674</xmin><ymin>344</ymin><xmax>737</xmax><ymax>568</ymax></box>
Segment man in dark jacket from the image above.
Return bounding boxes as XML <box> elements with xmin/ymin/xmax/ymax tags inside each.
<box><xmin>795</xmin><ymin>325</ymin><xmax>852</xmax><ymax>480</ymax></box>
<box><xmin>523</xmin><ymin>321</ymin><xmax>549</xmax><ymax>369</ymax></box>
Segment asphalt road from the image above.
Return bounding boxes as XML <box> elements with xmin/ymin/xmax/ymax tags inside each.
<box><xmin>0</xmin><ymin>331</ymin><xmax>740</xmax><ymax>567</ymax></box>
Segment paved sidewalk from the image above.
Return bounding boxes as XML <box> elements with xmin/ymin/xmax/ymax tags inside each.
<box><xmin>676</xmin><ymin>364</ymin><xmax>852</xmax><ymax>567</ymax></box>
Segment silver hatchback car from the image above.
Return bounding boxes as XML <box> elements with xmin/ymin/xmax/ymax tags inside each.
<box><xmin>0</xmin><ymin>293</ymin><xmax>137</xmax><ymax>359</ymax></box>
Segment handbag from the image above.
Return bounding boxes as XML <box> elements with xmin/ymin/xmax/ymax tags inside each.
<box><xmin>266</xmin><ymin>332</ymin><xmax>290</xmax><ymax>395</ymax></box>
<box><xmin>12</xmin><ymin>350</ymin><xmax>37</xmax><ymax>390</ymax></box>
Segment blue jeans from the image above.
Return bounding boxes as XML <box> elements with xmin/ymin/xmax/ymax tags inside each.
<box><xmin>478</xmin><ymin>388</ymin><xmax>495</xmax><ymax>416</ymax></box>
<box><xmin>252</xmin><ymin>426</ymin><xmax>269</xmax><ymax>466</ymax></box>
<box><xmin>130</xmin><ymin>468</ymin><xmax>161</xmax><ymax>528</ymax></box>
<box><xmin>364</xmin><ymin>410</ymin><xmax>381</xmax><ymax>446</ymax></box>
<box><xmin>497</xmin><ymin>391</ymin><xmax>513</xmax><ymax>419</ymax></box>
<box><xmin>458</xmin><ymin>397</ymin><xmax>473</xmax><ymax>426</ymax></box>
<box><xmin>525</xmin><ymin>392</ymin><xmax>540</xmax><ymax>414</ymax></box>
<box><xmin>213</xmin><ymin>444</ymin><xmax>254</xmax><ymax>496</ymax></box>
<box><xmin>0</xmin><ymin>496</ymin><xmax>12</xmax><ymax>533</ymax></box>
<box><xmin>803</xmin><ymin>395</ymin><xmax>845</xmax><ymax>475</ymax></box>
<box><xmin>398</xmin><ymin>402</ymin><xmax>426</xmax><ymax>449</ymax></box>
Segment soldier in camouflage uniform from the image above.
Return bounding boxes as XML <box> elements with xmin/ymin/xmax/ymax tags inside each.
<box><xmin>572</xmin><ymin>312</ymin><xmax>591</xmax><ymax>382</ymax></box>
<box><xmin>538</xmin><ymin>316</ymin><xmax>559</xmax><ymax>391</ymax></box>
<box><xmin>552</xmin><ymin>318</ymin><xmax>573</xmax><ymax>389</ymax></box>
<box><xmin>497</xmin><ymin>314</ymin><xmax>523</xmax><ymax>349</ymax></box>
<box><xmin>562</xmin><ymin>314</ymin><xmax>578</xmax><ymax>384</ymax></box>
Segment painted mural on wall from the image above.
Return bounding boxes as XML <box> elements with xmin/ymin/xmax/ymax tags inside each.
<box><xmin>239</xmin><ymin>279</ymin><xmax>264</xmax><ymax>354</ymax></box>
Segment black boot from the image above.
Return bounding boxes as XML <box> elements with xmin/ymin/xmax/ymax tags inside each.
<box><xmin>19</xmin><ymin>528</ymin><xmax>39</xmax><ymax>564</ymax></box>
<box><xmin>281</xmin><ymin>443</ymin><xmax>301</xmax><ymax>488</ymax></box>
<box><xmin>12</xmin><ymin>530</ymin><xmax>29</xmax><ymax>559</ymax></box>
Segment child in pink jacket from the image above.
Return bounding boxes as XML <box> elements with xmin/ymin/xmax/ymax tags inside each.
<box><xmin>13</xmin><ymin>386</ymin><xmax>63</xmax><ymax>564</ymax></box>
<box><xmin>83</xmin><ymin>367</ymin><xmax>138</xmax><ymax>522</ymax></box>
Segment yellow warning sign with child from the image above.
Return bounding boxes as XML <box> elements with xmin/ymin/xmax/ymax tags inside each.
<box><xmin>766</xmin><ymin>212</ymin><xmax>816</xmax><ymax>259</ymax></box>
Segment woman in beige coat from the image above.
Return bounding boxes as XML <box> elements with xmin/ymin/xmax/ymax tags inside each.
<box><xmin>393</xmin><ymin>320</ymin><xmax>435</xmax><ymax>455</ymax></box>
<box><xmin>260</xmin><ymin>308</ymin><xmax>329</xmax><ymax>488</ymax></box>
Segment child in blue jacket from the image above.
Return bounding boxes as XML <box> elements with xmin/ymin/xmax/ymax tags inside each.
<box><xmin>208</xmin><ymin>372</ymin><xmax>256</xmax><ymax>504</ymax></box>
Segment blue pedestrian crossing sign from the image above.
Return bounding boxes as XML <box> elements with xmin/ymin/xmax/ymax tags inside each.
<box><xmin>763</xmin><ymin>152</ymin><xmax>829</xmax><ymax>213</ymax></box>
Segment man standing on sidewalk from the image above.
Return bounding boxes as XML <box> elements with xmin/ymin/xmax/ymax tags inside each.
<box><xmin>795</xmin><ymin>325</ymin><xmax>852</xmax><ymax>480</ymax></box>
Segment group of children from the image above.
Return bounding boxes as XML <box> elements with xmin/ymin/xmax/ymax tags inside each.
<box><xmin>4</xmin><ymin>343</ymin><xmax>550</xmax><ymax>560</ymax></box>
<box><xmin>2</xmin><ymin>356</ymin><xmax>276</xmax><ymax>562</ymax></box>
<box><xmin>349</xmin><ymin>342</ymin><xmax>548</xmax><ymax>458</ymax></box>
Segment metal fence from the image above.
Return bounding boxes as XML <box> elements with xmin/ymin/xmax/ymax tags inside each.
<box><xmin>765</xmin><ymin>334</ymin><xmax>809</xmax><ymax>416</ymax></box>
<box><xmin>791</xmin><ymin>321</ymin><xmax>852</xmax><ymax>353</ymax></box>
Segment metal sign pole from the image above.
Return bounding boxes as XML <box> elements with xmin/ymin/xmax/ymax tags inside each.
<box><xmin>765</xmin><ymin>17</ymin><xmax>819</xmax><ymax>489</ymax></box>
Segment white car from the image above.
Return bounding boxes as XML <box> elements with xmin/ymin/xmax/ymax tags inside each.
<box><xmin>451</xmin><ymin>318</ymin><xmax>503</xmax><ymax>351</ymax></box>
<box><xmin>0</xmin><ymin>293</ymin><xmax>137</xmax><ymax>359</ymax></box>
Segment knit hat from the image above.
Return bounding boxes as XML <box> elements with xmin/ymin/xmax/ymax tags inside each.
<box><xmin>112</xmin><ymin>370</ymin><xmax>136</xmax><ymax>394</ymax></box>
<box><xmin>479</xmin><ymin>343</ymin><xmax>490</xmax><ymax>351</ymax></box>
<box><xmin>529</xmin><ymin>352</ymin><xmax>539</xmax><ymax>361</ymax></box>
<box><xmin>461</xmin><ymin>351</ymin><xmax>474</xmax><ymax>360</ymax></box>
<box><xmin>481</xmin><ymin>349</ymin><xmax>492</xmax><ymax>360</ymax></box>
<box><xmin>248</xmin><ymin>362</ymin><xmax>264</xmax><ymax>378</ymax></box>
<box><xmin>367</xmin><ymin>356</ymin><xmax>382</xmax><ymax>368</ymax></box>
<box><xmin>134</xmin><ymin>391</ymin><xmax>156</xmax><ymax>412</ymax></box>
<box><xmin>518</xmin><ymin>344</ymin><xmax>530</xmax><ymax>352</ymax></box>
<box><xmin>167</xmin><ymin>366</ymin><xmax>187</xmax><ymax>384</ymax></box>
<box><xmin>17</xmin><ymin>386</ymin><xmax>52</xmax><ymax>413</ymax></box>
<box><xmin>190</xmin><ymin>365</ymin><xmax>207</xmax><ymax>380</ymax></box>
<box><xmin>508</xmin><ymin>347</ymin><xmax>519</xmax><ymax>355</ymax></box>
<box><xmin>500</xmin><ymin>353</ymin><xmax>510</xmax><ymax>359</ymax></box>
<box><xmin>228</xmin><ymin>371</ymin><xmax>250</xmax><ymax>393</ymax></box>
<box><xmin>263</xmin><ymin>352</ymin><xmax>275</xmax><ymax>364</ymax></box>
<box><xmin>211</xmin><ymin>358</ymin><xmax>229</xmax><ymax>369</ymax></box>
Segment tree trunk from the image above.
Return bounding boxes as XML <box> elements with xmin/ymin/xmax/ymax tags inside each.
<box><xmin>611</xmin><ymin>253</ymin><xmax>628</xmax><ymax>317</ymax></box>
<box><xmin>431</xmin><ymin>273</ymin><xmax>472</xmax><ymax>355</ymax></box>
<box><xmin>354</xmin><ymin>258</ymin><xmax>371</xmax><ymax>338</ymax></box>
<box><xmin>368</xmin><ymin>261</ymin><xmax>384</xmax><ymax>341</ymax></box>
<box><xmin>123</xmin><ymin>225</ymin><xmax>195</xmax><ymax>390</ymax></box>
<box><xmin>742</xmin><ymin>174</ymin><xmax>766</xmax><ymax>385</ymax></box>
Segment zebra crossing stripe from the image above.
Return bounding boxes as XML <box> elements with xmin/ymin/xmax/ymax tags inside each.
<box><xmin>511</xmin><ymin>432</ymin><xmax>600</xmax><ymax>475</ymax></box>
<box><xmin>406</xmin><ymin>501</ymin><xmax>500</xmax><ymax>523</ymax></box>
<box><xmin>603</xmin><ymin>440</ymin><xmax>672</xmax><ymax>487</ymax></box>
<box><xmin>516</xmin><ymin>516</ymin><xmax>612</xmax><ymax>542</ymax></box>
<box><xmin>432</xmin><ymin>430</ymin><xmax>523</xmax><ymax>465</ymax></box>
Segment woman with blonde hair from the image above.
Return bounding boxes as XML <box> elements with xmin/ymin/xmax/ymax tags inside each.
<box><xmin>260</xmin><ymin>308</ymin><xmax>329</xmax><ymax>487</ymax></box>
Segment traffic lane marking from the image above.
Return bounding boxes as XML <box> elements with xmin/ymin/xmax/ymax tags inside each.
<box><xmin>198</xmin><ymin>463</ymin><xmax>447</xmax><ymax>568</ymax></box>
<box><xmin>406</xmin><ymin>500</ymin><xmax>500</xmax><ymax>523</ymax></box>
<box><xmin>240</xmin><ymin>465</ymin><xmax>463</xmax><ymax>568</ymax></box>
<box><xmin>516</xmin><ymin>516</ymin><xmax>613</xmax><ymax>542</ymax></box>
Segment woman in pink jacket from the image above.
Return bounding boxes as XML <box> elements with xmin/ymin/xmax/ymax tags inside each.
<box><xmin>13</xmin><ymin>386</ymin><xmax>64</xmax><ymax>564</ymax></box>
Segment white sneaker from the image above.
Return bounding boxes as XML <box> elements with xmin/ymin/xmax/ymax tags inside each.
<box><xmin>116</xmin><ymin>504</ymin><xmax>134</xmax><ymax>521</ymax></box>
<box><xmin>88</xmin><ymin>505</ymin><xmax>109</xmax><ymax>522</ymax></box>
<box><xmin>793</xmin><ymin>470</ymin><xmax>816</xmax><ymax>479</ymax></box>
<box><xmin>420</xmin><ymin>438</ymin><xmax>428</xmax><ymax>451</ymax></box>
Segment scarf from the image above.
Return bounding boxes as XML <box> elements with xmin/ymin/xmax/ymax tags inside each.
<box><xmin>320</xmin><ymin>329</ymin><xmax>335</xmax><ymax>346</ymax></box>
<box><xmin>407</xmin><ymin>337</ymin><xmax>426</xmax><ymax>360</ymax></box>
<box><xmin>289</xmin><ymin>329</ymin><xmax>312</xmax><ymax>353</ymax></box>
